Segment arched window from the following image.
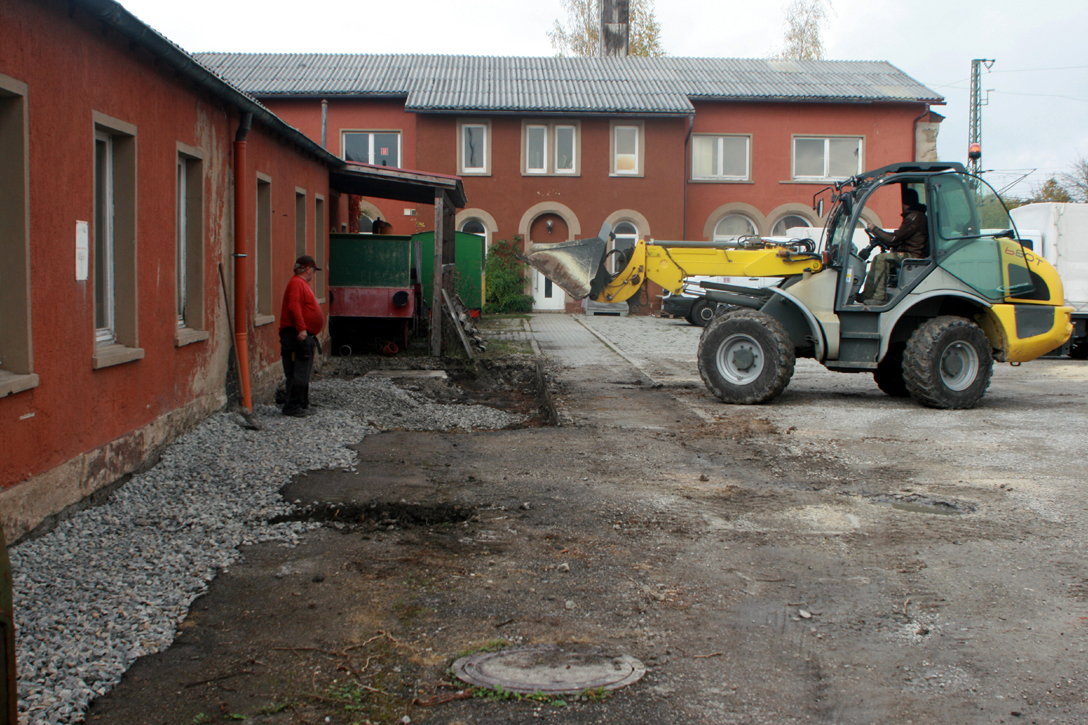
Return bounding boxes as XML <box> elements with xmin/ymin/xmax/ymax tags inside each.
<box><xmin>460</xmin><ymin>218</ymin><xmax>488</xmax><ymax>242</ymax></box>
<box><xmin>713</xmin><ymin>214</ymin><xmax>756</xmax><ymax>241</ymax></box>
<box><xmin>771</xmin><ymin>215</ymin><xmax>812</xmax><ymax>237</ymax></box>
<box><xmin>611</xmin><ymin>221</ymin><xmax>639</xmax><ymax>272</ymax></box>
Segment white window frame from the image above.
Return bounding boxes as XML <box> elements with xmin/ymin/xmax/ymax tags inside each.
<box><xmin>792</xmin><ymin>136</ymin><xmax>863</xmax><ymax>181</ymax></box>
<box><xmin>341</xmin><ymin>130</ymin><xmax>401</xmax><ymax>167</ymax></box>
<box><xmin>525</xmin><ymin>124</ymin><xmax>548</xmax><ymax>174</ymax></box>
<box><xmin>554</xmin><ymin>125</ymin><xmax>576</xmax><ymax>174</ymax></box>
<box><xmin>521</xmin><ymin>121</ymin><xmax>580</xmax><ymax>176</ymax></box>
<box><xmin>691</xmin><ymin>134</ymin><xmax>751</xmax><ymax>181</ymax></box>
<box><xmin>611</xmin><ymin>122</ymin><xmax>643</xmax><ymax>177</ymax></box>
<box><xmin>460</xmin><ymin>122</ymin><xmax>489</xmax><ymax>174</ymax></box>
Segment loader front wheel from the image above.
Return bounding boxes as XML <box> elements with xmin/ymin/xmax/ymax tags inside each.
<box><xmin>698</xmin><ymin>309</ymin><xmax>795</xmax><ymax>405</ymax></box>
<box><xmin>903</xmin><ymin>316</ymin><xmax>993</xmax><ymax>409</ymax></box>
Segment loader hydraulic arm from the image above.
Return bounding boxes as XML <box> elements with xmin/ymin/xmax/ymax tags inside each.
<box><xmin>597</xmin><ymin>240</ymin><xmax>824</xmax><ymax>304</ymax></box>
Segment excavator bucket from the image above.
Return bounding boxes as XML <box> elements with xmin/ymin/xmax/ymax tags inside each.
<box><xmin>520</xmin><ymin>224</ymin><xmax>612</xmax><ymax>300</ymax></box>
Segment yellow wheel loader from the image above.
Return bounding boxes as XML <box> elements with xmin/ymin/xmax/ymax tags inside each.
<box><xmin>524</xmin><ymin>162</ymin><xmax>1073</xmax><ymax>409</ymax></box>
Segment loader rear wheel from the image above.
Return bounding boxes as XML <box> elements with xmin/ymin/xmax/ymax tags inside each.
<box><xmin>873</xmin><ymin>344</ymin><xmax>909</xmax><ymax>397</ymax></box>
<box><xmin>698</xmin><ymin>309</ymin><xmax>795</xmax><ymax>405</ymax></box>
<box><xmin>903</xmin><ymin>316</ymin><xmax>993</xmax><ymax>409</ymax></box>
<box><xmin>689</xmin><ymin>298</ymin><xmax>716</xmax><ymax>327</ymax></box>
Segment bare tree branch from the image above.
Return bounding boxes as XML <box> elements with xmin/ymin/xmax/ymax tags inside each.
<box><xmin>776</xmin><ymin>0</ymin><xmax>832</xmax><ymax>60</ymax></box>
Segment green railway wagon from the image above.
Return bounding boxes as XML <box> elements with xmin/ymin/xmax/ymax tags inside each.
<box><xmin>412</xmin><ymin>231</ymin><xmax>486</xmax><ymax>314</ymax></box>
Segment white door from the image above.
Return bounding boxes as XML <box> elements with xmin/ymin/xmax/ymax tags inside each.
<box><xmin>533</xmin><ymin>268</ymin><xmax>566</xmax><ymax>310</ymax></box>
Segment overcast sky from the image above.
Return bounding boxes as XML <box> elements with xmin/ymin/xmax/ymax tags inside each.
<box><xmin>119</xmin><ymin>0</ymin><xmax>1087</xmax><ymax>198</ymax></box>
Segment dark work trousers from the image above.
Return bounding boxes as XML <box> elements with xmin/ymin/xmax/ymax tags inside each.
<box><xmin>280</xmin><ymin>327</ymin><xmax>316</xmax><ymax>413</ymax></box>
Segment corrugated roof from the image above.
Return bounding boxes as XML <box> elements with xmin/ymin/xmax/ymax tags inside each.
<box><xmin>193</xmin><ymin>54</ymin><xmax>943</xmax><ymax>114</ymax></box>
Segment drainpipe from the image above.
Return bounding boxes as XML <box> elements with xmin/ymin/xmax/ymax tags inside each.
<box><xmin>321</xmin><ymin>99</ymin><xmax>328</xmax><ymax>150</ymax></box>
<box><xmin>233</xmin><ymin>112</ymin><xmax>254</xmax><ymax>412</ymax></box>
<box><xmin>683</xmin><ymin>115</ymin><xmax>694</xmax><ymax>240</ymax></box>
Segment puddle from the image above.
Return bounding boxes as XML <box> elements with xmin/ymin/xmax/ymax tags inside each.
<box><xmin>271</xmin><ymin>501</ymin><xmax>475</xmax><ymax>528</ymax></box>
<box><xmin>867</xmin><ymin>493</ymin><xmax>973</xmax><ymax>516</ymax></box>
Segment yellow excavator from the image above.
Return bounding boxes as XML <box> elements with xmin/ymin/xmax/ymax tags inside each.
<box><xmin>524</xmin><ymin>162</ymin><xmax>1073</xmax><ymax>409</ymax></box>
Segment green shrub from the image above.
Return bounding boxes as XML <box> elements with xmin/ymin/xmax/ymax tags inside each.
<box><xmin>484</xmin><ymin>237</ymin><xmax>535</xmax><ymax>314</ymax></box>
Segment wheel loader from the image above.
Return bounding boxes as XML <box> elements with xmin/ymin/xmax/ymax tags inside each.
<box><xmin>523</xmin><ymin>162</ymin><xmax>1073</xmax><ymax>409</ymax></box>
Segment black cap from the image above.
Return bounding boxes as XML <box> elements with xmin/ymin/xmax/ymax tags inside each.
<box><xmin>295</xmin><ymin>255</ymin><xmax>321</xmax><ymax>270</ymax></box>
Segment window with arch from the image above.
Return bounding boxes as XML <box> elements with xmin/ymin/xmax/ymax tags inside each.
<box><xmin>771</xmin><ymin>215</ymin><xmax>812</xmax><ymax>237</ymax></box>
<box><xmin>611</xmin><ymin>221</ymin><xmax>639</xmax><ymax>272</ymax></box>
<box><xmin>713</xmin><ymin>214</ymin><xmax>757</xmax><ymax>241</ymax></box>
<box><xmin>460</xmin><ymin>218</ymin><xmax>488</xmax><ymax>241</ymax></box>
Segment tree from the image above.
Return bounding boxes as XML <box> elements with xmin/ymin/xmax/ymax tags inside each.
<box><xmin>1061</xmin><ymin>155</ymin><xmax>1088</xmax><ymax>203</ymax></box>
<box><xmin>548</xmin><ymin>0</ymin><xmax>665</xmax><ymax>58</ymax></box>
<box><xmin>776</xmin><ymin>0</ymin><xmax>832</xmax><ymax>61</ymax></box>
<box><xmin>1030</xmin><ymin>176</ymin><xmax>1074</xmax><ymax>204</ymax></box>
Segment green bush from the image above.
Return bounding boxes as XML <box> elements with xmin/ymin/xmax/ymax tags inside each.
<box><xmin>484</xmin><ymin>236</ymin><xmax>534</xmax><ymax>314</ymax></box>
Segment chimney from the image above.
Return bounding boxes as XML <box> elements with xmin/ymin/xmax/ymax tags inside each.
<box><xmin>600</xmin><ymin>0</ymin><xmax>629</xmax><ymax>58</ymax></box>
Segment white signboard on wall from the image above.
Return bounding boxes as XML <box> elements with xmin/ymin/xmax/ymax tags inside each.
<box><xmin>75</xmin><ymin>221</ymin><xmax>89</xmax><ymax>281</ymax></box>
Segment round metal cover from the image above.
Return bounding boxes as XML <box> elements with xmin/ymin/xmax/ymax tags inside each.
<box><xmin>452</xmin><ymin>644</ymin><xmax>646</xmax><ymax>694</ymax></box>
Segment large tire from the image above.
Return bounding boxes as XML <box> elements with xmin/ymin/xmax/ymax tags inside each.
<box><xmin>689</xmin><ymin>298</ymin><xmax>716</xmax><ymax>327</ymax></box>
<box><xmin>903</xmin><ymin>316</ymin><xmax>993</xmax><ymax>409</ymax></box>
<box><xmin>873</xmin><ymin>344</ymin><xmax>909</xmax><ymax>397</ymax></box>
<box><xmin>698</xmin><ymin>309</ymin><xmax>795</xmax><ymax>404</ymax></box>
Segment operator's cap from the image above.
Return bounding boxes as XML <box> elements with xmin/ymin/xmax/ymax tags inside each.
<box><xmin>295</xmin><ymin>255</ymin><xmax>321</xmax><ymax>270</ymax></box>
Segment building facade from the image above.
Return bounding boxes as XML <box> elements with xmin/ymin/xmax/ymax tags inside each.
<box><xmin>198</xmin><ymin>54</ymin><xmax>945</xmax><ymax>311</ymax></box>
<box><xmin>0</xmin><ymin>0</ymin><xmax>349</xmax><ymax>539</ymax></box>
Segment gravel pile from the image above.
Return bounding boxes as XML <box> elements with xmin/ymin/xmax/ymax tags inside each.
<box><xmin>10</xmin><ymin>375</ymin><xmax>519</xmax><ymax>725</ymax></box>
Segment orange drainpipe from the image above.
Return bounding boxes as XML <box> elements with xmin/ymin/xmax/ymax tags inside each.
<box><xmin>234</xmin><ymin>112</ymin><xmax>254</xmax><ymax>411</ymax></box>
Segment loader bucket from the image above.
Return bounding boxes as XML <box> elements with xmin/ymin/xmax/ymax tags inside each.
<box><xmin>520</xmin><ymin>224</ymin><xmax>612</xmax><ymax>300</ymax></box>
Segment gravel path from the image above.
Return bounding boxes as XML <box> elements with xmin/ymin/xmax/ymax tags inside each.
<box><xmin>10</xmin><ymin>376</ymin><xmax>521</xmax><ymax>725</ymax></box>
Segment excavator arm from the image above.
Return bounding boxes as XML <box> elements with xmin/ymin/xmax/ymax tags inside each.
<box><xmin>522</xmin><ymin>223</ymin><xmax>824</xmax><ymax>304</ymax></box>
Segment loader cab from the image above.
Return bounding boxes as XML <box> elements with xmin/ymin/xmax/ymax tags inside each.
<box><xmin>823</xmin><ymin>163</ymin><xmax>1034</xmax><ymax>312</ymax></box>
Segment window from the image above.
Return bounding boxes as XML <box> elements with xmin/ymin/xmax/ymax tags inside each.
<box><xmin>0</xmin><ymin>74</ymin><xmax>36</xmax><ymax>396</ymax></box>
<box><xmin>461</xmin><ymin>218</ymin><xmax>488</xmax><ymax>242</ymax></box>
<box><xmin>793</xmin><ymin>137</ymin><xmax>862</xmax><ymax>180</ymax></box>
<box><xmin>342</xmin><ymin>131</ymin><xmax>400</xmax><ymax>167</ymax></box>
<box><xmin>692</xmin><ymin>135</ymin><xmax>749</xmax><ymax>181</ymax></box>
<box><xmin>175</xmin><ymin>144</ymin><xmax>206</xmax><ymax>343</ymax></box>
<box><xmin>555</xmin><ymin>126</ymin><xmax>576</xmax><ymax>173</ymax></box>
<box><xmin>526</xmin><ymin>125</ymin><xmax>547</xmax><ymax>174</ymax></box>
<box><xmin>713</xmin><ymin>214</ymin><xmax>757</xmax><ymax>241</ymax></box>
<box><xmin>295</xmin><ymin>189</ymin><xmax>307</xmax><ymax>258</ymax></box>
<box><xmin>611</xmin><ymin>123</ymin><xmax>642</xmax><ymax>176</ymax></box>
<box><xmin>461</xmin><ymin>123</ymin><xmax>488</xmax><ymax>174</ymax></box>
<box><xmin>255</xmin><ymin>175</ymin><xmax>273</xmax><ymax>321</ymax></box>
<box><xmin>92</xmin><ymin>112</ymin><xmax>141</xmax><ymax>368</ymax></box>
<box><xmin>611</xmin><ymin>222</ymin><xmax>639</xmax><ymax>273</ymax></box>
<box><xmin>522</xmin><ymin>121</ymin><xmax>580</xmax><ymax>175</ymax></box>
<box><xmin>315</xmin><ymin>195</ymin><xmax>326</xmax><ymax>300</ymax></box>
<box><xmin>771</xmin><ymin>215</ymin><xmax>811</xmax><ymax>236</ymax></box>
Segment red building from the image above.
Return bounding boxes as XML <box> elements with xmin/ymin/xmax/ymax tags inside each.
<box><xmin>0</xmin><ymin>0</ymin><xmax>468</xmax><ymax>540</ymax></box>
<box><xmin>198</xmin><ymin>54</ymin><xmax>944</xmax><ymax>311</ymax></box>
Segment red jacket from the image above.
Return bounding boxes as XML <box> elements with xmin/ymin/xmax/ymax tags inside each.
<box><xmin>279</xmin><ymin>275</ymin><xmax>325</xmax><ymax>334</ymax></box>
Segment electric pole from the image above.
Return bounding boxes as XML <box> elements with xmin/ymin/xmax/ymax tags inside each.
<box><xmin>967</xmin><ymin>59</ymin><xmax>995</xmax><ymax>175</ymax></box>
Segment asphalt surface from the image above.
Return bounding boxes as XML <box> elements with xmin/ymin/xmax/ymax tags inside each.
<box><xmin>84</xmin><ymin>313</ymin><xmax>1088</xmax><ymax>725</ymax></box>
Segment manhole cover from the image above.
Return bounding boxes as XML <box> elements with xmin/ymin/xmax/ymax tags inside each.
<box><xmin>453</xmin><ymin>645</ymin><xmax>646</xmax><ymax>695</ymax></box>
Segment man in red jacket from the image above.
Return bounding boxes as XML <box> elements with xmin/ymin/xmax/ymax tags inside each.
<box><xmin>279</xmin><ymin>255</ymin><xmax>325</xmax><ymax>417</ymax></box>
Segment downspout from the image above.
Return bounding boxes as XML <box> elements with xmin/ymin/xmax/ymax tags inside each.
<box><xmin>321</xmin><ymin>99</ymin><xmax>328</xmax><ymax>150</ymax></box>
<box><xmin>233</xmin><ymin>112</ymin><xmax>254</xmax><ymax>412</ymax></box>
<box><xmin>911</xmin><ymin>103</ymin><xmax>931</xmax><ymax>162</ymax></box>
<box><xmin>683</xmin><ymin>114</ymin><xmax>694</xmax><ymax>240</ymax></box>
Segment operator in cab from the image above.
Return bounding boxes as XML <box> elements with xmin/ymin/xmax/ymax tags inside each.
<box><xmin>856</xmin><ymin>188</ymin><xmax>929</xmax><ymax>306</ymax></box>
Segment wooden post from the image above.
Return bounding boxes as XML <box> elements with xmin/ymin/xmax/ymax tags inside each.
<box><xmin>431</xmin><ymin>189</ymin><xmax>449</xmax><ymax>356</ymax></box>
